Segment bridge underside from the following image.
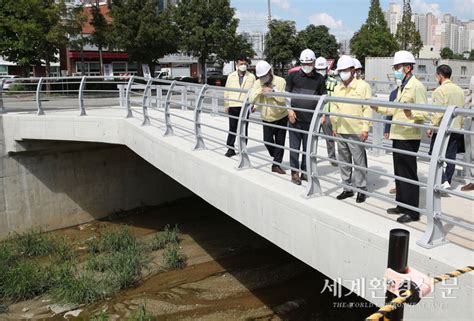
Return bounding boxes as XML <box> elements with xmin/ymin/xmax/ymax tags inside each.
<box><xmin>2</xmin><ymin>107</ymin><xmax>473</xmax><ymax>320</ymax></box>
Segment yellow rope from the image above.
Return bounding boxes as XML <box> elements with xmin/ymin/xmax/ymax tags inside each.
<box><xmin>365</xmin><ymin>265</ymin><xmax>474</xmax><ymax>321</ymax></box>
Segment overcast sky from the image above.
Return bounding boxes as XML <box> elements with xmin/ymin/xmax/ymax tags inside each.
<box><xmin>231</xmin><ymin>0</ymin><xmax>474</xmax><ymax>40</ymax></box>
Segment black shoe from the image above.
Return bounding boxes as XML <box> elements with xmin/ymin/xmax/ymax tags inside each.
<box><xmin>300</xmin><ymin>173</ymin><xmax>308</xmax><ymax>181</ymax></box>
<box><xmin>387</xmin><ymin>207</ymin><xmax>403</xmax><ymax>215</ymax></box>
<box><xmin>272</xmin><ymin>165</ymin><xmax>286</xmax><ymax>175</ymax></box>
<box><xmin>336</xmin><ymin>191</ymin><xmax>354</xmax><ymax>200</ymax></box>
<box><xmin>291</xmin><ymin>171</ymin><xmax>301</xmax><ymax>185</ymax></box>
<box><xmin>397</xmin><ymin>214</ymin><xmax>419</xmax><ymax>223</ymax></box>
<box><xmin>225</xmin><ymin>149</ymin><xmax>236</xmax><ymax>157</ymax></box>
<box><xmin>356</xmin><ymin>193</ymin><xmax>366</xmax><ymax>203</ymax></box>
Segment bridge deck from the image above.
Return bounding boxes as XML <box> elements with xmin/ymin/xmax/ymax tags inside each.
<box><xmin>2</xmin><ymin>105</ymin><xmax>473</xmax><ymax>320</ymax></box>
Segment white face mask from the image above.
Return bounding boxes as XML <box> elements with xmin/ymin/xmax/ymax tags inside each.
<box><xmin>238</xmin><ymin>64</ymin><xmax>247</xmax><ymax>72</ymax></box>
<box><xmin>301</xmin><ymin>65</ymin><xmax>314</xmax><ymax>74</ymax></box>
<box><xmin>316</xmin><ymin>69</ymin><xmax>326</xmax><ymax>77</ymax></box>
<box><xmin>339</xmin><ymin>71</ymin><xmax>352</xmax><ymax>81</ymax></box>
<box><xmin>259</xmin><ymin>74</ymin><xmax>271</xmax><ymax>85</ymax></box>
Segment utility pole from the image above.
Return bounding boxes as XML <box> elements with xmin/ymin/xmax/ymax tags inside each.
<box><xmin>267</xmin><ymin>0</ymin><xmax>272</xmax><ymax>25</ymax></box>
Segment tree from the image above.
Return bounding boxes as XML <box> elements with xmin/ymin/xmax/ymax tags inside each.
<box><xmin>173</xmin><ymin>0</ymin><xmax>240</xmax><ymax>83</ymax></box>
<box><xmin>108</xmin><ymin>0</ymin><xmax>178</xmax><ymax>76</ymax></box>
<box><xmin>296</xmin><ymin>25</ymin><xmax>339</xmax><ymax>59</ymax></box>
<box><xmin>469</xmin><ymin>49</ymin><xmax>474</xmax><ymax>61</ymax></box>
<box><xmin>221</xmin><ymin>34</ymin><xmax>255</xmax><ymax>63</ymax></box>
<box><xmin>64</xmin><ymin>4</ymin><xmax>89</xmax><ymax>76</ymax></box>
<box><xmin>395</xmin><ymin>0</ymin><xmax>423</xmax><ymax>56</ymax></box>
<box><xmin>90</xmin><ymin>1</ymin><xmax>110</xmax><ymax>75</ymax></box>
<box><xmin>350</xmin><ymin>0</ymin><xmax>398</xmax><ymax>64</ymax></box>
<box><xmin>440</xmin><ymin>47</ymin><xmax>454</xmax><ymax>59</ymax></box>
<box><xmin>264</xmin><ymin>19</ymin><xmax>298</xmax><ymax>75</ymax></box>
<box><xmin>0</xmin><ymin>0</ymin><xmax>68</xmax><ymax>77</ymax></box>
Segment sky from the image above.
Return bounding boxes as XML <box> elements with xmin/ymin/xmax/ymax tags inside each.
<box><xmin>231</xmin><ymin>0</ymin><xmax>474</xmax><ymax>40</ymax></box>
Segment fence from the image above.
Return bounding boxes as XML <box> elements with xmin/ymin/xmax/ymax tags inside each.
<box><xmin>0</xmin><ymin>76</ymin><xmax>472</xmax><ymax>249</ymax></box>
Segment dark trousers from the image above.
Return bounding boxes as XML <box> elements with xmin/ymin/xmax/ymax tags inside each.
<box><xmin>289</xmin><ymin>121</ymin><xmax>310</xmax><ymax>171</ymax></box>
<box><xmin>429</xmin><ymin>133</ymin><xmax>463</xmax><ymax>184</ymax></box>
<box><xmin>393</xmin><ymin>139</ymin><xmax>421</xmax><ymax>219</ymax></box>
<box><xmin>263</xmin><ymin>116</ymin><xmax>288</xmax><ymax>165</ymax></box>
<box><xmin>226</xmin><ymin>107</ymin><xmax>249</xmax><ymax>149</ymax></box>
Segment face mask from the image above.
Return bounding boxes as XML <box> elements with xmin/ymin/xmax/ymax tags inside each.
<box><xmin>301</xmin><ymin>66</ymin><xmax>314</xmax><ymax>74</ymax></box>
<box><xmin>339</xmin><ymin>71</ymin><xmax>351</xmax><ymax>82</ymax></box>
<box><xmin>316</xmin><ymin>70</ymin><xmax>326</xmax><ymax>77</ymax></box>
<box><xmin>394</xmin><ymin>67</ymin><xmax>404</xmax><ymax>80</ymax></box>
<box><xmin>238</xmin><ymin>64</ymin><xmax>247</xmax><ymax>72</ymax></box>
<box><xmin>259</xmin><ymin>74</ymin><xmax>271</xmax><ymax>85</ymax></box>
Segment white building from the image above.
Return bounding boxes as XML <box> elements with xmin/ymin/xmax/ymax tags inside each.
<box><xmin>241</xmin><ymin>31</ymin><xmax>265</xmax><ymax>58</ymax></box>
<box><xmin>384</xmin><ymin>3</ymin><xmax>402</xmax><ymax>35</ymax></box>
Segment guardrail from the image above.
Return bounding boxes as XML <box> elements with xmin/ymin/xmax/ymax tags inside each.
<box><xmin>1</xmin><ymin>76</ymin><xmax>472</xmax><ymax>249</ymax></box>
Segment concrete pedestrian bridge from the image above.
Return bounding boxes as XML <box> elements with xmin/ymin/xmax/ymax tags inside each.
<box><xmin>0</xmin><ymin>76</ymin><xmax>472</xmax><ymax>320</ymax></box>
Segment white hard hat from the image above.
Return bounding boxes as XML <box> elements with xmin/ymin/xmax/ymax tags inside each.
<box><xmin>336</xmin><ymin>55</ymin><xmax>355</xmax><ymax>71</ymax></box>
<box><xmin>299</xmin><ymin>49</ymin><xmax>316</xmax><ymax>63</ymax></box>
<box><xmin>353</xmin><ymin>58</ymin><xmax>362</xmax><ymax>70</ymax></box>
<box><xmin>255</xmin><ymin>60</ymin><xmax>272</xmax><ymax>77</ymax></box>
<box><xmin>392</xmin><ymin>50</ymin><xmax>416</xmax><ymax>65</ymax></box>
<box><xmin>315</xmin><ymin>57</ymin><xmax>328</xmax><ymax>69</ymax></box>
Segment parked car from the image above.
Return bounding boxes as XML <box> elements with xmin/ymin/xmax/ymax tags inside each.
<box><xmin>0</xmin><ymin>75</ymin><xmax>21</xmax><ymax>90</ymax></box>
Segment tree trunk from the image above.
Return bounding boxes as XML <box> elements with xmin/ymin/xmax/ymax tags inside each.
<box><xmin>200</xmin><ymin>58</ymin><xmax>207</xmax><ymax>84</ymax></box>
<box><xmin>80</xmin><ymin>33</ymin><xmax>86</xmax><ymax>76</ymax></box>
<box><xmin>99</xmin><ymin>45</ymin><xmax>103</xmax><ymax>76</ymax></box>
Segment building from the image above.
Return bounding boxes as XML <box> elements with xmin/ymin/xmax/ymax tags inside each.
<box><xmin>241</xmin><ymin>31</ymin><xmax>265</xmax><ymax>58</ymax></box>
<box><xmin>340</xmin><ymin>39</ymin><xmax>351</xmax><ymax>55</ymax></box>
<box><xmin>384</xmin><ymin>3</ymin><xmax>402</xmax><ymax>35</ymax></box>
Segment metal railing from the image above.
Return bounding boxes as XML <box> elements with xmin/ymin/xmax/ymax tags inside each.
<box><xmin>1</xmin><ymin>76</ymin><xmax>472</xmax><ymax>249</ymax></box>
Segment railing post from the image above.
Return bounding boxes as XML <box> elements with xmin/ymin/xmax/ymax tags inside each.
<box><xmin>181</xmin><ymin>85</ymin><xmax>187</xmax><ymax>111</ymax></box>
<box><xmin>164</xmin><ymin>80</ymin><xmax>177</xmax><ymax>136</ymax></box>
<box><xmin>78</xmin><ymin>76</ymin><xmax>87</xmax><ymax>116</ymax></box>
<box><xmin>211</xmin><ymin>91</ymin><xmax>219</xmax><ymax>116</ymax></box>
<box><xmin>156</xmin><ymin>85</ymin><xmax>163</xmax><ymax>109</ymax></box>
<box><xmin>0</xmin><ymin>80</ymin><xmax>5</xmax><ymax>114</ymax></box>
<box><xmin>237</xmin><ymin>90</ymin><xmax>252</xmax><ymax>169</ymax></box>
<box><xmin>369</xmin><ymin>112</ymin><xmax>385</xmax><ymax>156</ymax></box>
<box><xmin>141</xmin><ymin>79</ymin><xmax>153</xmax><ymax>126</ymax></box>
<box><xmin>125</xmin><ymin>75</ymin><xmax>135</xmax><ymax>118</ymax></box>
<box><xmin>36</xmin><ymin>77</ymin><xmax>44</xmax><ymax>115</ymax></box>
<box><xmin>417</xmin><ymin>105</ymin><xmax>456</xmax><ymax>248</ymax></box>
<box><xmin>304</xmin><ymin>95</ymin><xmax>327</xmax><ymax>198</ymax></box>
<box><xmin>193</xmin><ymin>84</ymin><xmax>208</xmax><ymax>150</ymax></box>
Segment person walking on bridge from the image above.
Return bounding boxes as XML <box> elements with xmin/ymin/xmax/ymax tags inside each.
<box><xmin>427</xmin><ymin>65</ymin><xmax>465</xmax><ymax>190</ymax></box>
<box><xmin>249</xmin><ymin>61</ymin><xmax>288</xmax><ymax>174</ymax></box>
<box><xmin>285</xmin><ymin>49</ymin><xmax>327</xmax><ymax>185</ymax></box>
<box><xmin>371</xmin><ymin>50</ymin><xmax>428</xmax><ymax>223</ymax></box>
<box><xmin>316</xmin><ymin>56</ymin><xmax>337</xmax><ymax>166</ymax></box>
<box><xmin>331</xmin><ymin>55</ymin><xmax>372</xmax><ymax>203</ymax></box>
<box><xmin>224</xmin><ymin>56</ymin><xmax>256</xmax><ymax>158</ymax></box>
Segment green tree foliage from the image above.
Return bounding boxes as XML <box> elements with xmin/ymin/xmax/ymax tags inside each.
<box><xmin>296</xmin><ymin>25</ymin><xmax>340</xmax><ymax>59</ymax></box>
<box><xmin>264</xmin><ymin>19</ymin><xmax>298</xmax><ymax>75</ymax></box>
<box><xmin>108</xmin><ymin>0</ymin><xmax>178</xmax><ymax>75</ymax></box>
<box><xmin>221</xmin><ymin>34</ymin><xmax>255</xmax><ymax>63</ymax></box>
<box><xmin>0</xmin><ymin>0</ymin><xmax>68</xmax><ymax>76</ymax></box>
<box><xmin>395</xmin><ymin>0</ymin><xmax>423</xmax><ymax>56</ymax></box>
<box><xmin>64</xmin><ymin>5</ymin><xmax>88</xmax><ymax>76</ymax></box>
<box><xmin>90</xmin><ymin>2</ymin><xmax>111</xmax><ymax>75</ymax></box>
<box><xmin>440</xmin><ymin>47</ymin><xmax>454</xmax><ymax>59</ymax></box>
<box><xmin>173</xmin><ymin>0</ymin><xmax>240</xmax><ymax>82</ymax></box>
<box><xmin>469</xmin><ymin>50</ymin><xmax>474</xmax><ymax>60</ymax></box>
<box><xmin>350</xmin><ymin>0</ymin><xmax>398</xmax><ymax>64</ymax></box>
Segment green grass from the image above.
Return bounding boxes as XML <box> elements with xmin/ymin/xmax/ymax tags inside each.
<box><xmin>1</xmin><ymin>259</ymin><xmax>50</xmax><ymax>301</ymax></box>
<box><xmin>9</xmin><ymin>229</ymin><xmax>55</xmax><ymax>257</ymax></box>
<box><xmin>96</xmin><ymin>226</ymin><xmax>137</xmax><ymax>253</ymax></box>
<box><xmin>89</xmin><ymin>304</ymin><xmax>153</xmax><ymax>321</ymax></box>
<box><xmin>162</xmin><ymin>244</ymin><xmax>187</xmax><ymax>270</ymax></box>
<box><xmin>148</xmin><ymin>224</ymin><xmax>180</xmax><ymax>251</ymax></box>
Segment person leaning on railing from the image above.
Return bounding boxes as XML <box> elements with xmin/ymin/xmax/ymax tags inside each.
<box><xmin>427</xmin><ymin>64</ymin><xmax>466</xmax><ymax>190</ymax></box>
<box><xmin>224</xmin><ymin>56</ymin><xmax>256</xmax><ymax>158</ymax></box>
<box><xmin>371</xmin><ymin>50</ymin><xmax>429</xmax><ymax>224</ymax></box>
<box><xmin>249</xmin><ymin>60</ymin><xmax>289</xmax><ymax>174</ymax></box>
<box><xmin>331</xmin><ymin>55</ymin><xmax>372</xmax><ymax>204</ymax></box>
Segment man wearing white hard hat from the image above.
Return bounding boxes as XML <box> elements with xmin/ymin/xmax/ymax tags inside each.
<box><xmin>331</xmin><ymin>55</ymin><xmax>372</xmax><ymax>203</ymax></box>
<box><xmin>285</xmin><ymin>49</ymin><xmax>327</xmax><ymax>185</ymax></box>
<box><xmin>371</xmin><ymin>50</ymin><xmax>428</xmax><ymax>223</ymax></box>
<box><xmin>315</xmin><ymin>56</ymin><xmax>337</xmax><ymax>166</ymax></box>
<box><xmin>352</xmin><ymin>57</ymin><xmax>372</xmax><ymax>99</ymax></box>
<box><xmin>249</xmin><ymin>60</ymin><xmax>288</xmax><ymax>174</ymax></box>
<box><xmin>352</xmin><ymin>58</ymin><xmax>364</xmax><ymax>80</ymax></box>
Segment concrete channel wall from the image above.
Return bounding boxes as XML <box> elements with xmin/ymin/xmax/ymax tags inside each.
<box><xmin>0</xmin><ymin>115</ymin><xmax>191</xmax><ymax>238</ymax></box>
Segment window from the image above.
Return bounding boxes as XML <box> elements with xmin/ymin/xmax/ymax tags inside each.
<box><xmin>112</xmin><ymin>62</ymin><xmax>127</xmax><ymax>74</ymax></box>
<box><xmin>461</xmin><ymin>66</ymin><xmax>467</xmax><ymax>75</ymax></box>
<box><xmin>418</xmin><ymin>65</ymin><xmax>427</xmax><ymax>74</ymax></box>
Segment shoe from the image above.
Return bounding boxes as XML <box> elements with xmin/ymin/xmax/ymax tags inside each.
<box><xmin>461</xmin><ymin>183</ymin><xmax>474</xmax><ymax>191</ymax></box>
<box><xmin>291</xmin><ymin>171</ymin><xmax>301</xmax><ymax>185</ymax></box>
<box><xmin>336</xmin><ymin>191</ymin><xmax>354</xmax><ymax>200</ymax></box>
<box><xmin>356</xmin><ymin>193</ymin><xmax>366</xmax><ymax>203</ymax></box>
<box><xmin>225</xmin><ymin>149</ymin><xmax>236</xmax><ymax>157</ymax></box>
<box><xmin>397</xmin><ymin>214</ymin><xmax>419</xmax><ymax>223</ymax></box>
<box><xmin>389</xmin><ymin>187</ymin><xmax>396</xmax><ymax>194</ymax></box>
<box><xmin>300</xmin><ymin>173</ymin><xmax>308</xmax><ymax>181</ymax></box>
<box><xmin>272</xmin><ymin>165</ymin><xmax>286</xmax><ymax>175</ymax></box>
<box><xmin>387</xmin><ymin>207</ymin><xmax>403</xmax><ymax>215</ymax></box>
<box><xmin>441</xmin><ymin>181</ymin><xmax>451</xmax><ymax>190</ymax></box>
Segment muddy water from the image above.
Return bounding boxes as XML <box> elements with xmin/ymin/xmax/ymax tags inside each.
<box><xmin>5</xmin><ymin>197</ymin><xmax>377</xmax><ymax>320</ymax></box>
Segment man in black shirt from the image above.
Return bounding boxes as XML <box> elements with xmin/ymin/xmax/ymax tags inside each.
<box><xmin>286</xmin><ymin>49</ymin><xmax>327</xmax><ymax>185</ymax></box>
